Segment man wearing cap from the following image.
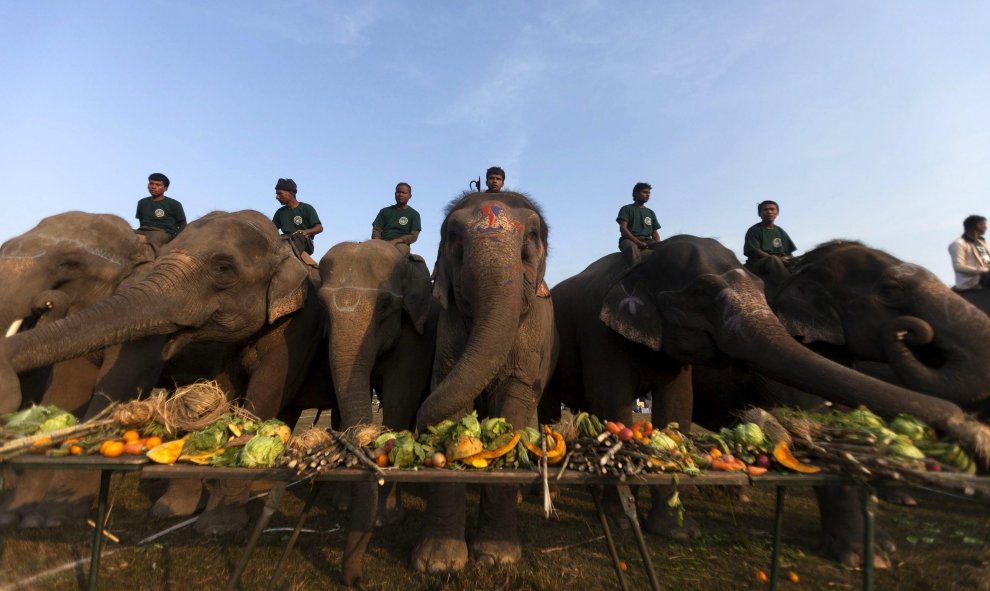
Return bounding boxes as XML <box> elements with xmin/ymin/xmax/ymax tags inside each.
<box><xmin>272</xmin><ymin>178</ymin><xmax>323</xmax><ymax>255</ymax></box>
<box><xmin>372</xmin><ymin>182</ymin><xmax>421</xmax><ymax>255</ymax></box>
<box><xmin>136</xmin><ymin>172</ymin><xmax>187</xmax><ymax>251</ymax></box>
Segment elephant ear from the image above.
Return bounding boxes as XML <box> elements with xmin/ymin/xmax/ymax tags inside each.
<box><xmin>267</xmin><ymin>254</ymin><xmax>311</xmax><ymax>324</ymax></box>
<box><xmin>600</xmin><ymin>273</ymin><xmax>663</xmax><ymax>351</ymax></box>
<box><xmin>403</xmin><ymin>254</ymin><xmax>433</xmax><ymax>334</ymax></box>
<box><xmin>772</xmin><ymin>274</ymin><xmax>845</xmax><ymax>345</ymax></box>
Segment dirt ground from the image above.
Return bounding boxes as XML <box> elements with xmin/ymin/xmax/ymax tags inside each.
<box><xmin>0</xmin><ymin>468</ymin><xmax>988</xmax><ymax>591</ymax></box>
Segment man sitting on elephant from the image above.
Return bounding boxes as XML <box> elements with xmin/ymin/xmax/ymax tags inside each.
<box><xmin>617</xmin><ymin>181</ymin><xmax>661</xmax><ymax>267</ymax></box>
<box><xmin>743</xmin><ymin>199</ymin><xmax>797</xmax><ymax>283</ymax></box>
<box><xmin>484</xmin><ymin>166</ymin><xmax>505</xmax><ymax>193</ymax></box>
<box><xmin>272</xmin><ymin>177</ymin><xmax>323</xmax><ymax>257</ymax></box>
<box><xmin>948</xmin><ymin>214</ymin><xmax>990</xmax><ymax>291</ymax></box>
<box><xmin>136</xmin><ymin>172</ymin><xmax>187</xmax><ymax>252</ymax></box>
<box><xmin>371</xmin><ymin>181</ymin><xmax>421</xmax><ymax>255</ymax></box>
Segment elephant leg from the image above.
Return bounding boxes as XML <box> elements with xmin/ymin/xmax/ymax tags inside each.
<box><xmin>21</xmin><ymin>470</ymin><xmax>99</xmax><ymax>528</ymax></box>
<box><xmin>644</xmin><ymin>365</ymin><xmax>702</xmax><ymax>540</ymax></box>
<box><xmin>342</xmin><ymin>481</ymin><xmax>378</xmax><ymax>586</ymax></box>
<box><xmin>814</xmin><ymin>485</ymin><xmax>894</xmax><ymax>569</ymax></box>
<box><xmin>471</xmin><ymin>380</ymin><xmax>539</xmax><ymax>565</ymax></box>
<box><xmin>412</xmin><ymin>482</ymin><xmax>468</xmax><ymax>572</ymax></box>
<box><xmin>150</xmin><ymin>478</ymin><xmax>205</xmax><ymax>518</ymax></box>
<box><xmin>195</xmin><ymin>479</ymin><xmax>252</xmax><ymax>535</ymax></box>
<box><xmin>0</xmin><ymin>469</ymin><xmax>53</xmax><ymax>526</ymax></box>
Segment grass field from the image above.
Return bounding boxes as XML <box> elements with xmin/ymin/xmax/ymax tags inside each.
<box><xmin>1</xmin><ymin>467</ymin><xmax>988</xmax><ymax>590</ymax></box>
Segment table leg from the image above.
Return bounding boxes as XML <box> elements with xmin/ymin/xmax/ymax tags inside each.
<box><xmin>862</xmin><ymin>485</ymin><xmax>876</xmax><ymax>591</ymax></box>
<box><xmin>266</xmin><ymin>481</ymin><xmax>322</xmax><ymax>591</ymax></box>
<box><xmin>225</xmin><ymin>481</ymin><xmax>287</xmax><ymax>591</ymax></box>
<box><xmin>87</xmin><ymin>469</ymin><xmax>113</xmax><ymax>591</ymax></box>
<box><xmin>615</xmin><ymin>484</ymin><xmax>661</xmax><ymax>591</ymax></box>
<box><xmin>769</xmin><ymin>486</ymin><xmax>786</xmax><ymax>591</ymax></box>
<box><xmin>590</xmin><ymin>487</ymin><xmax>630</xmax><ymax>591</ymax></box>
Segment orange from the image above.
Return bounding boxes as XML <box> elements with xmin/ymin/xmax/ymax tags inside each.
<box><xmin>756</xmin><ymin>570</ymin><xmax>769</xmax><ymax>582</ymax></box>
<box><xmin>122</xmin><ymin>430</ymin><xmax>141</xmax><ymax>443</ymax></box>
<box><xmin>787</xmin><ymin>571</ymin><xmax>800</xmax><ymax>583</ymax></box>
<box><xmin>145</xmin><ymin>436</ymin><xmax>163</xmax><ymax>449</ymax></box>
<box><xmin>376</xmin><ymin>454</ymin><xmax>390</xmax><ymax>467</ymax></box>
<box><xmin>100</xmin><ymin>440</ymin><xmax>125</xmax><ymax>458</ymax></box>
<box><xmin>69</xmin><ymin>445</ymin><xmax>85</xmax><ymax>456</ymax></box>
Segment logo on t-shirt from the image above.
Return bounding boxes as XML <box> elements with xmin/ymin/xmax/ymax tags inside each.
<box><xmin>154</xmin><ymin>209</ymin><xmax>165</xmax><ymax>219</ymax></box>
<box><xmin>398</xmin><ymin>216</ymin><xmax>409</xmax><ymax>226</ymax></box>
<box><xmin>772</xmin><ymin>238</ymin><xmax>783</xmax><ymax>249</ymax></box>
<box><xmin>644</xmin><ymin>217</ymin><xmax>653</xmax><ymax>226</ymax></box>
<box><xmin>293</xmin><ymin>215</ymin><xmax>303</xmax><ymax>227</ymax></box>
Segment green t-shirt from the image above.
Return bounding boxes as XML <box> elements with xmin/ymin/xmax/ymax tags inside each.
<box><xmin>743</xmin><ymin>223</ymin><xmax>797</xmax><ymax>257</ymax></box>
<box><xmin>272</xmin><ymin>202</ymin><xmax>322</xmax><ymax>235</ymax></box>
<box><xmin>373</xmin><ymin>205</ymin><xmax>422</xmax><ymax>241</ymax></box>
<box><xmin>136</xmin><ymin>196</ymin><xmax>187</xmax><ymax>236</ymax></box>
<box><xmin>616</xmin><ymin>204</ymin><xmax>660</xmax><ymax>240</ymax></box>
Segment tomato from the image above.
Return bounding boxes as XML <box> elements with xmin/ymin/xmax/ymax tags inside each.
<box><xmin>123</xmin><ymin>441</ymin><xmax>145</xmax><ymax>455</ymax></box>
<box><xmin>122</xmin><ymin>430</ymin><xmax>141</xmax><ymax>443</ymax></box>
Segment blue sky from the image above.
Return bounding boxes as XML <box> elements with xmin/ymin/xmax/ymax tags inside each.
<box><xmin>1</xmin><ymin>1</ymin><xmax>987</xmax><ymax>287</ymax></box>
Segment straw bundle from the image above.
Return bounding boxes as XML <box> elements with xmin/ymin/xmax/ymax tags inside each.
<box><xmin>111</xmin><ymin>381</ymin><xmax>236</xmax><ymax>435</ymax></box>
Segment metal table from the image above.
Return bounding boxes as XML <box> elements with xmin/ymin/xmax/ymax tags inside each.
<box><xmin>2</xmin><ymin>455</ymin><xmax>148</xmax><ymax>591</ymax></box>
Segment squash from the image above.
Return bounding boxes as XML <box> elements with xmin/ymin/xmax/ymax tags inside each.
<box><xmin>147</xmin><ymin>438</ymin><xmax>187</xmax><ymax>465</ymax></box>
<box><xmin>461</xmin><ymin>454</ymin><xmax>489</xmax><ymax>468</ymax></box>
<box><xmin>772</xmin><ymin>441</ymin><xmax>821</xmax><ymax>474</ymax></box>
<box><xmin>480</xmin><ymin>432</ymin><xmax>522</xmax><ymax>460</ymax></box>
<box><xmin>446</xmin><ymin>435</ymin><xmax>484</xmax><ymax>461</ymax></box>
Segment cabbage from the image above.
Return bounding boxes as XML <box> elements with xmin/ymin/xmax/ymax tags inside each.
<box><xmin>375</xmin><ymin>432</ymin><xmax>399</xmax><ymax>448</ymax></box>
<box><xmin>210</xmin><ymin>447</ymin><xmax>242</xmax><ymax>467</ymax></box>
<box><xmin>1</xmin><ymin>405</ymin><xmax>69</xmax><ymax>436</ymax></box>
<box><xmin>38</xmin><ymin>411</ymin><xmax>78</xmax><ymax>433</ymax></box>
<box><xmin>185</xmin><ymin>423</ymin><xmax>228</xmax><ymax>453</ymax></box>
<box><xmin>733</xmin><ymin>423</ymin><xmax>766</xmax><ymax>447</ymax></box>
<box><xmin>453</xmin><ymin>411</ymin><xmax>481</xmax><ymax>440</ymax></box>
<box><xmin>650</xmin><ymin>431</ymin><xmax>678</xmax><ymax>451</ymax></box>
<box><xmin>256</xmin><ymin>419</ymin><xmax>291</xmax><ymax>444</ymax></box>
<box><xmin>389</xmin><ymin>433</ymin><xmax>426</xmax><ymax>468</ymax></box>
<box><xmin>240</xmin><ymin>435</ymin><xmax>285</xmax><ymax>468</ymax></box>
<box><xmin>847</xmin><ymin>407</ymin><xmax>885</xmax><ymax>430</ymax></box>
<box><xmin>481</xmin><ymin>417</ymin><xmax>512</xmax><ymax>443</ymax></box>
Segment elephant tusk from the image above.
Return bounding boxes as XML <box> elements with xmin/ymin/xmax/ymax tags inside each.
<box><xmin>5</xmin><ymin>318</ymin><xmax>24</xmax><ymax>337</ymax></box>
<box><xmin>895</xmin><ymin>330</ymin><xmax>908</xmax><ymax>341</ymax></box>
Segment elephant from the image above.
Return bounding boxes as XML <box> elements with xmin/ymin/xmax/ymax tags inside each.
<box><xmin>541</xmin><ymin>235</ymin><xmax>990</xmax><ymax>565</ymax></box>
<box><xmin>412</xmin><ymin>191</ymin><xmax>555</xmax><ymax>572</ymax></box>
<box><xmin>694</xmin><ymin>240</ymin><xmax>990</xmax><ymax>426</ymax></box>
<box><xmin>316</xmin><ymin>239</ymin><xmax>437</xmax><ymax>585</ymax></box>
<box><xmin>0</xmin><ymin>212</ymin><xmax>173</xmax><ymax>527</ymax></box>
<box><xmin>0</xmin><ymin>210</ymin><xmax>326</xmax><ymax>534</ymax></box>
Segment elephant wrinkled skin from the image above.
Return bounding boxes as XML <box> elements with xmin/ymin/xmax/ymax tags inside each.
<box><xmin>413</xmin><ymin>192</ymin><xmax>555</xmax><ymax>572</ymax></box>
<box><xmin>0</xmin><ymin>210</ymin><xmax>325</xmax><ymax>534</ymax></box>
<box><xmin>543</xmin><ymin>236</ymin><xmax>990</xmax><ymax>561</ymax></box>
<box><xmin>317</xmin><ymin>240</ymin><xmax>437</xmax><ymax>585</ymax></box>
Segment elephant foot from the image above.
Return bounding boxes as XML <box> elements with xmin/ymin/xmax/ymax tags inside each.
<box><xmin>412</xmin><ymin>536</ymin><xmax>469</xmax><ymax>573</ymax></box>
<box><xmin>18</xmin><ymin>512</ymin><xmax>45</xmax><ymax>529</ymax></box>
<box><xmin>821</xmin><ymin>528</ymin><xmax>894</xmax><ymax>569</ymax></box>
<box><xmin>643</xmin><ymin>506</ymin><xmax>701</xmax><ymax>540</ymax></box>
<box><xmin>0</xmin><ymin>510</ymin><xmax>19</xmax><ymax>527</ymax></box>
<box><xmin>150</xmin><ymin>479</ymin><xmax>205</xmax><ymax>518</ymax></box>
<box><xmin>329</xmin><ymin>484</ymin><xmax>350</xmax><ymax>511</ymax></box>
<box><xmin>21</xmin><ymin>500</ymin><xmax>92</xmax><ymax>529</ymax></box>
<box><xmin>470</xmin><ymin>537</ymin><xmax>521</xmax><ymax>566</ymax></box>
<box><xmin>194</xmin><ymin>504</ymin><xmax>249</xmax><ymax>536</ymax></box>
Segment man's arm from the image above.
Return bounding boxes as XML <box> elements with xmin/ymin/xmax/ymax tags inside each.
<box><xmin>743</xmin><ymin>227</ymin><xmax>770</xmax><ymax>259</ymax></box>
<box><xmin>391</xmin><ymin>230</ymin><xmax>420</xmax><ymax>246</ymax></box>
<box><xmin>298</xmin><ymin>223</ymin><xmax>323</xmax><ymax>238</ymax></box>
<box><xmin>174</xmin><ymin>202</ymin><xmax>187</xmax><ymax>232</ymax></box>
<box><xmin>372</xmin><ymin>226</ymin><xmax>383</xmax><ymax>240</ymax></box>
<box><xmin>618</xmin><ymin>220</ymin><xmax>646</xmax><ymax>248</ymax></box>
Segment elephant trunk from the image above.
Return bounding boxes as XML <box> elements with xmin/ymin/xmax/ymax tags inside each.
<box><xmin>724</xmin><ymin>304</ymin><xmax>990</xmax><ymax>463</ymax></box>
<box><xmin>882</xmin><ymin>308</ymin><xmax>990</xmax><ymax>409</ymax></box>
<box><xmin>417</xmin><ymin>242</ymin><xmax>523</xmax><ymax>428</ymax></box>
<box><xmin>327</xmin><ymin>324</ymin><xmax>378</xmax><ymax>428</ymax></box>
<box><xmin>0</xmin><ymin>254</ymin><xmax>203</xmax><ymax>412</ymax></box>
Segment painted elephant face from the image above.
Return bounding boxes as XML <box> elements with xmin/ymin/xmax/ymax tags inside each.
<box><xmin>600</xmin><ymin>235</ymin><xmax>776</xmax><ymax>364</ymax></box>
<box><xmin>0</xmin><ymin>212</ymin><xmax>152</xmax><ymax>333</ymax></box>
<box><xmin>433</xmin><ymin>193</ymin><xmax>550</xmax><ymax>314</ymax></box>
<box><xmin>771</xmin><ymin>240</ymin><xmax>990</xmax><ymax>409</ymax></box>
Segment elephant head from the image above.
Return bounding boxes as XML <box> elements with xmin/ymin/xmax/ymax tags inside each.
<box><xmin>599</xmin><ymin>235</ymin><xmax>990</xmax><ymax>460</ymax></box>
<box><xmin>771</xmin><ymin>241</ymin><xmax>990</xmax><ymax>413</ymax></box>
<box><xmin>318</xmin><ymin>240</ymin><xmax>433</xmax><ymax>427</ymax></box>
<box><xmin>0</xmin><ymin>212</ymin><xmax>153</xmax><ymax>339</ymax></box>
<box><xmin>416</xmin><ymin>192</ymin><xmax>552</xmax><ymax>427</ymax></box>
<box><xmin>0</xmin><ymin>210</ymin><xmax>311</xmax><ymax>413</ymax></box>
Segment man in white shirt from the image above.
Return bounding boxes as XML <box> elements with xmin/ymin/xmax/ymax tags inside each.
<box><xmin>948</xmin><ymin>215</ymin><xmax>990</xmax><ymax>290</ymax></box>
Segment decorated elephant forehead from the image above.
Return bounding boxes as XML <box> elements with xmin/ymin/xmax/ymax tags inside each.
<box><xmin>1</xmin><ymin>233</ymin><xmax>125</xmax><ymax>266</ymax></box>
<box><xmin>466</xmin><ymin>202</ymin><xmax>524</xmax><ymax>237</ymax></box>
